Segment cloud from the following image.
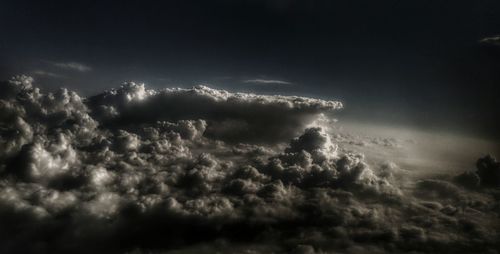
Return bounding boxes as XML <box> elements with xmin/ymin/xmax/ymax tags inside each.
<box><xmin>32</xmin><ymin>70</ymin><xmax>64</xmax><ymax>78</ymax></box>
<box><xmin>243</xmin><ymin>79</ymin><xmax>292</xmax><ymax>85</ymax></box>
<box><xmin>87</xmin><ymin>83</ymin><xmax>342</xmax><ymax>143</ymax></box>
<box><xmin>479</xmin><ymin>35</ymin><xmax>500</xmax><ymax>46</ymax></box>
<box><xmin>0</xmin><ymin>76</ymin><xmax>499</xmax><ymax>253</ymax></box>
<box><xmin>50</xmin><ymin>61</ymin><xmax>92</xmax><ymax>72</ymax></box>
<box><xmin>455</xmin><ymin>155</ymin><xmax>500</xmax><ymax>188</ymax></box>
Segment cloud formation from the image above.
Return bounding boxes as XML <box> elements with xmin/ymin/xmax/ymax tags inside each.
<box><xmin>455</xmin><ymin>155</ymin><xmax>500</xmax><ymax>188</ymax></box>
<box><xmin>87</xmin><ymin>83</ymin><xmax>341</xmax><ymax>143</ymax></box>
<box><xmin>0</xmin><ymin>76</ymin><xmax>499</xmax><ymax>254</ymax></box>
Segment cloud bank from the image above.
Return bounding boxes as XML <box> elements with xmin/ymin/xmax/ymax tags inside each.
<box><xmin>0</xmin><ymin>76</ymin><xmax>499</xmax><ymax>254</ymax></box>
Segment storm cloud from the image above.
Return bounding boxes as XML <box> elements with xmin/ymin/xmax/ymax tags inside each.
<box><xmin>86</xmin><ymin>82</ymin><xmax>342</xmax><ymax>143</ymax></box>
<box><xmin>0</xmin><ymin>76</ymin><xmax>499</xmax><ymax>254</ymax></box>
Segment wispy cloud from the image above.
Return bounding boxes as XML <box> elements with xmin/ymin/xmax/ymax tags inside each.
<box><xmin>479</xmin><ymin>35</ymin><xmax>500</xmax><ymax>46</ymax></box>
<box><xmin>242</xmin><ymin>79</ymin><xmax>292</xmax><ymax>85</ymax></box>
<box><xmin>48</xmin><ymin>61</ymin><xmax>92</xmax><ymax>72</ymax></box>
<box><xmin>32</xmin><ymin>70</ymin><xmax>64</xmax><ymax>78</ymax></box>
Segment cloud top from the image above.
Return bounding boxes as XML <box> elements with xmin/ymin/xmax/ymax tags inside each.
<box><xmin>87</xmin><ymin>84</ymin><xmax>342</xmax><ymax>143</ymax></box>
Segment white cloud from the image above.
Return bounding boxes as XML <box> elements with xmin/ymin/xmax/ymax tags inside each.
<box><xmin>87</xmin><ymin>84</ymin><xmax>342</xmax><ymax>143</ymax></box>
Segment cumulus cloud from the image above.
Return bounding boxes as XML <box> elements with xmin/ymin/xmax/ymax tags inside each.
<box><xmin>455</xmin><ymin>155</ymin><xmax>500</xmax><ymax>188</ymax></box>
<box><xmin>0</xmin><ymin>76</ymin><xmax>499</xmax><ymax>254</ymax></box>
<box><xmin>87</xmin><ymin>83</ymin><xmax>342</xmax><ymax>143</ymax></box>
<box><xmin>243</xmin><ymin>79</ymin><xmax>292</xmax><ymax>85</ymax></box>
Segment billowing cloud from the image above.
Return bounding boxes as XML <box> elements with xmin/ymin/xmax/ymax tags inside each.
<box><xmin>87</xmin><ymin>83</ymin><xmax>342</xmax><ymax>143</ymax></box>
<box><xmin>455</xmin><ymin>155</ymin><xmax>500</xmax><ymax>188</ymax></box>
<box><xmin>479</xmin><ymin>35</ymin><xmax>500</xmax><ymax>46</ymax></box>
<box><xmin>0</xmin><ymin>76</ymin><xmax>499</xmax><ymax>254</ymax></box>
<box><xmin>243</xmin><ymin>79</ymin><xmax>292</xmax><ymax>85</ymax></box>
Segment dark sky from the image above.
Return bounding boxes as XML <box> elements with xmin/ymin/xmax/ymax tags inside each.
<box><xmin>1</xmin><ymin>0</ymin><xmax>500</xmax><ymax>139</ymax></box>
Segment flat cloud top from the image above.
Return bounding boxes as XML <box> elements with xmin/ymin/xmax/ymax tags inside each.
<box><xmin>88</xmin><ymin>83</ymin><xmax>342</xmax><ymax>143</ymax></box>
<box><xmin>90</xmin><ymin>83</ymin><xmax>342</xmax><ymax>111</ymax></box>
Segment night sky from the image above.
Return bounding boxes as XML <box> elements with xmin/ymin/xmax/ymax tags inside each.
<box><xmin>1</xmin><ymin>0</ymin><xmax>500</xmax><ymax>139</ymax></box>
<box><xmin>2</xmin><ymin>2</ymin><xmax>500</xmax><ymax>253</ymax></box>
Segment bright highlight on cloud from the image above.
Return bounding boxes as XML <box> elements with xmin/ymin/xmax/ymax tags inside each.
<box><xmin>0</xmin><ymin>76</ymin><xmax>499</xmax><ymax>254</ymax></box>
<box><xmin>87</xmin><ymin>83</ymin><xmax>341</xmax><ymax>143</ymax></box>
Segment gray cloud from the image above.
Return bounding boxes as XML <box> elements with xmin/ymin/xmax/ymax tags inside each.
<box><xmin>455</xmin><ymin>155</ymin><xmax>500</xmax><ymax>188</ymax></box>
<box><xmin>479</xmin><ymin>35</ymin><xmax>500</xmax><ymax>46</ymax></box>
<box><xmin>50</xmin><ymin>61</ymin><xmax>92</xmax><ymax>72</ymax></box>
<box><xmin>0</xmin><ymin>76</ymin><xmax>499</xmax><ymax>254</ymax></box>
<box><xmin>242</xmin><ymin>79</ymin><xmax>292</xmax><ymax>85</ymax></box>
<box><xmin>32</xmin><ymin>70</ymin><xmax>64</xmax><ymax>78</ymax></box>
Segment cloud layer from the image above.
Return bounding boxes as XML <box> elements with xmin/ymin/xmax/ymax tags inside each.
<box><xmin>0</xmin><ymin>76</ymin><xmax>499</xmax><ymax>254</ymax></box>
